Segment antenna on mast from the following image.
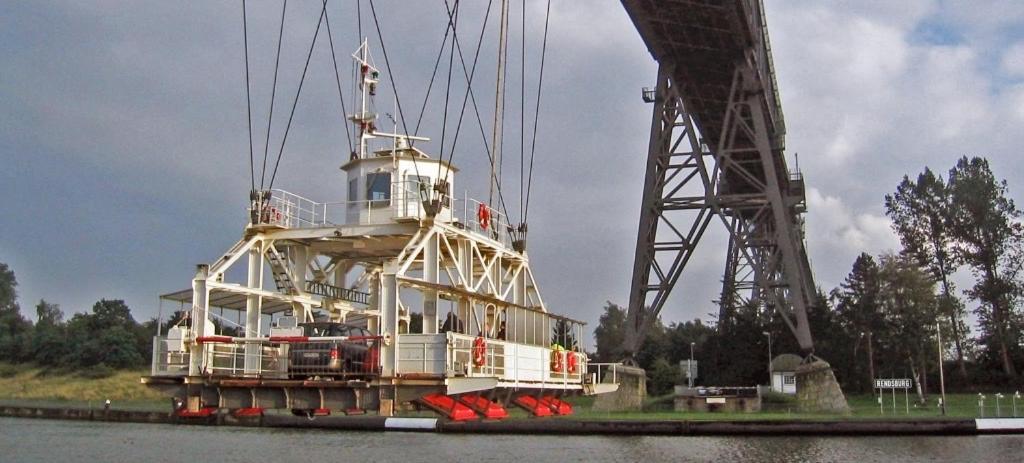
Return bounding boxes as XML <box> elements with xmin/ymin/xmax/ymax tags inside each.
<box><xmin>350</xmin><ymin>39</ymin><xmax>379</xmax><ymax>160</ymax></box>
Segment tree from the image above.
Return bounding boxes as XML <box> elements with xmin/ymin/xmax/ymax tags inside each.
<box><xmin>593</xmin><ymin>302</ymin><xmax>626</xmax><ymax>362</ymax></box>
<box><xmin>947</xmin><ymin>156</ymin><xmax>1023</xmax><ymax>378</ymax></box>
<box><xmin>703</xmin><ymin>301</ymin><xmax>769</xmax><ymax>386</ymax></box>
<box><xmin>0</xmin><ymin>262</ymin><xmax>16</xmax><ymax>309</ymax></box>
<box><xmin>664</xmin><ymin>319</ymin><xmax>714</xmax><ymax>365</ymax></box>
<box><xmin>634</xmin><ymin>317</ymin><xmax>669</xmax><ymax>373</ymax></box>
<box><xmin>65</xmin><ymin>299</ymin><xmax>146</xmax><ymax>368</ymax></box>
<box><xmin>90</xmin><ymin>299</ymin><xmax>136</xmax><ymax>329</ymax></box>
<box><xmin>94</xmin><ymin>325</ymin><xmax>144</xmax><ymax>369</ymax></box>
<box><xmin>35</xmin><ymin>299</ymin><xmax>63</xmax><ymax>325</ymax></box>
<box><xmin>32</xmin><ymin>300</ymin><xmax>68</xmax><ymax>366</ymax></box>
<box><xmin>0</xmin><ymin>262</ymin><xmax>31</xmax><ymax>362</ymax></box>
<box><xmin>885</xmin><ymin>168</ymin><xmax>970</xmax><ymax>378</ymax></box>
<box><xmin>877</xmin><ymin>254</ymin><xmax>939</xmax><ymax>402</ymax></box>
<box><xmin>832</xmin><ymin>253</ymin><xmax>884</xmax><ymax>391</ymax></box>
<box><xmin>647</xmin><ymin>357</ymin><xmax>679</xmax><ymax>396</ymax></box>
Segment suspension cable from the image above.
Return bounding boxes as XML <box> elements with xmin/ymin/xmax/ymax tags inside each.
<box><xmin>442</xmin><ymin>0</ymin><xmax>492</xmax><ymax>170</ymax></box>
<box><xmin>242</xmin><ymin>0</ymin><xmax>255</xmax><ymax>192</ymax></box>
<box><xmin>259</xmin><ymin>0</ymin><xmax>288</xmax><ymax>190</ymax></box>
<box><xmin>441</xmin><ymin>0</ymin><xmax>514</xmax><ymax>232</ymax></box>
<box><xmin>523</xmin><ymin>0</ymin><xmax>552</xmax><ymax>223</ymax></box>
<box><xmin>323</xmin><ymin>3</ymin><xmax>354</xmax><ymax>157</ymax></box>
<box><xmin>267</xmin><ymin>1</ymin><xmax>329</xmax><ymax>190</ymax></box>
<box><xmin>413</xmin><ymin>13</ymin><xmax>454</xmax><ymax>137</ymax></box>
<box><xmin>368</xmin><ymin>0</ymin><xmax>426</xmax><ymax>201</ymax></box>
<box><xmin>436</xmin><ymin>0</ymin><xmax>460</xmax><ymax>183</ymax></box>
<box><xmin>519</xmin><ymin>0</ymin><xmax>526</xmax><ymax>224</ymax></box>
<box><xmin>497</xmin><ymin>0</ymin><xmax>510</xmax><ymax>209</ymax></box>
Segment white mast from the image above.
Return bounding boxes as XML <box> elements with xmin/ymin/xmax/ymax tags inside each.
<box><xmin>489</xmin><ymin>0</ymin><xmax>509</xmax><ymax>208</ymax></box>
<box><xmin>351</xmin><ymin>39</ymin><xmax>379</xmax><ymax>160</ymax></box>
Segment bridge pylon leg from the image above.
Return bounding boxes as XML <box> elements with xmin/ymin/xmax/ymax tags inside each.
<box><xmin>624</xmin><ymin>64</ymin><xmax>818</xmax><ymax>361</ymax></box>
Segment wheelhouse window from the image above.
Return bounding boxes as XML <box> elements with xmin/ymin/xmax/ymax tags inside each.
<box><xmin>410</xmin><ymin>175</ymin><xmax>430</xmax><ymax>196</ymax></box>
<box><xmin>366</xmin><ymin>172</ymin><xmax>391</xmax><ymax>207</ymax></box>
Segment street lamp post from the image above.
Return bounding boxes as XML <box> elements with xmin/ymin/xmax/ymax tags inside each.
<box><xmin>688</xmin><ymin>342</ymin><xmax>695</xmax><ymax>388</ymax></box>
<box><xmin>763</xmin><ymin>331</ymin><xmax>772</xmax><ymax>390</ymax></box>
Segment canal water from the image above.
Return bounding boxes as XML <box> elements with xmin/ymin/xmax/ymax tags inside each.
<box><xmin>1</xmin><ymin>417</ymin><xmax>1022</xmax><ymax>462</ymax></box>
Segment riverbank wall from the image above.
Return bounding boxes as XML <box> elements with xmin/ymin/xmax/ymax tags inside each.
<box><xmin>3</xmin><ymin>405</ymin><xmax>1022</xmax><ymax>435</ymax></box>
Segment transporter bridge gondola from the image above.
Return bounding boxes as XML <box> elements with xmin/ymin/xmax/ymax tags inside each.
<box><xmin>144</xmin><ymin>30</ymin><xmax>617</xmax><ymax>420</ymax></box>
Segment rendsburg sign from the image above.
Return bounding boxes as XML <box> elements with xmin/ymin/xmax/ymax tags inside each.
<box><xmin>874</xmin><ymin>378</ymin><xmax>912</xmax><ymax>389</ymax></box>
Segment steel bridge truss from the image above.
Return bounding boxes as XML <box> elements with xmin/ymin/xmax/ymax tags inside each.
<box><xmin>624</xmin><ymin>62</ymin><xmax>816</xmax><ymax>358</ymax></box>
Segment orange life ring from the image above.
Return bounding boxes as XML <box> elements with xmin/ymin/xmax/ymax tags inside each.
<box><xmin>566</xmin><ymin>351</ymin><xmax>578</xmax><ymax>374</ymax></box>
<box><xmin>477</xmin><ymin>203</ymin><xmax>491</xmax><ymax>230</ymax></box>
<box><xmin>550</xmin><ymin>350</ymin><xmax>564</xmax><ymax>373</ymax></box>
<box><xmin>472</xmin><ymin>336</ymin><xmax>486</xmax><ymax>366</ymax></box>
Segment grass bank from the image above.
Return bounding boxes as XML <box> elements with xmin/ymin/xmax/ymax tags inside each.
<box><xmin>0</xmin><ymin>363</ymin><xmax>164</xmax><ymax>411</ymax></box>
<box><xmin>0</xmin><ymin>363</ymin><xmax>1008</xmax><ymax>420</ymax></box>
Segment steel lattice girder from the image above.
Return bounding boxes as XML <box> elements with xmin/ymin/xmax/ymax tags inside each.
<box><xmin>624</xmin><ymin>60</ymin><xmax>816</xmax><ymax>358</ymax></box>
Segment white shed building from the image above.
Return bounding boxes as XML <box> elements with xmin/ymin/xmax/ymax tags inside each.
<box><xmin>770</xmin><ymin>354</ymin><xmax>801</xmax><ymax>394</ymax></box>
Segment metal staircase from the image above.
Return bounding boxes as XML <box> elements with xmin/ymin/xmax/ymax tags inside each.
<box><xmin>266</xmin><ymin>247</ymin><xmax>297</xmax><ymax>295</ymax></box>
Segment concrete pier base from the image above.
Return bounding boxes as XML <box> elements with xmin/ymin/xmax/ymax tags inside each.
<box><xmin>796</xmin><ymin>359</ymin><xmax>849</xmax><ymax>414</ymax></box>
<box><xmin>591</xmin><ymin>365</ymin><xmax>646</xmax><ymax>412</ymax></box>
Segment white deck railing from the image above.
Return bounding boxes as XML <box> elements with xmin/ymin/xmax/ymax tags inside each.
<box><xmin>252</xmin><ymin>186</ymin><xmax>512</xmax><ymax>247</ymax></box>
<box><xmin>397</xmin><ymin>332</ymin><xmax>586</xmax><ymax>388</ymax></box>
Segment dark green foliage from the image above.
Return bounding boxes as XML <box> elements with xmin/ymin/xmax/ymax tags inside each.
<box><xmin>31</xmin><ymin>300</ymin><xmax>68</xmax><ymax>366</ymax></box>
<box><xmin>0</xmin><ymin>263</ymin><xmax>31</xmax><ymax>362</ymax></box>
<box><xmin>885</xmin><ymin>169</ymin><xmax>970</xmax><ymax>377</ymax></box>
<box><xmin>761</xmin><ymin>391</ymin><xmax>797</xmax><ymax>405</ymax></box>
<box><xmin>947</xmin><ymin>156</ymin><xmax>1023</xmax><ymax>378</ymax></box>
<box><xmin>0</xmin><ymin>262</ymin><xmax>16</xmax><ymax>309</ymax></box>
<box><xmin>877</xmin><ymin>253</ymin><xmax>939</xmax><ymax>399</ymax></box>
<box><xmin>593</xmin><ymin>302</ymin><xmax>626</xmax><ymax>362</ymax></box>
<box><xmin>0</xmin><ymin>261</ymin><xmax>151</xmax><ymax>370</ymax></box>
<box><xmin>646</xmin><ymin>357</ymin><xmax>679</xmax><ymax>396</ymax></box>
<box><xmin>832</xmin><ymin>253</ymin><xmax>883</xmax><ymax>392</ymax></box>
<box><xmin>703</xmin><ymin>302</ymin><xmax>772</xmax><ymax>386</ymax></box>
<box><xmin>63</xmin><ymin>300</ymin><xmax>147</xmax><ymax>369</ymax></box>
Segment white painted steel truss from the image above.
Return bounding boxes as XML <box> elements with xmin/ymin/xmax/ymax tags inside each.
<box><xmin>185</xmin><ymin>216</ymin><xmax>557</xmax><ymax>379</ymax></box>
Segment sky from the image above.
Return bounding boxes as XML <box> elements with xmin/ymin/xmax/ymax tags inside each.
<box><xmin>2</xmin><ymin>1</ymin><xmax>1023</xmax><ymax>342</ymax></box>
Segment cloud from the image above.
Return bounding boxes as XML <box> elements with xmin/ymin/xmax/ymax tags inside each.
<box><xmin>2</xmin><ymin>1</ymin><xmax>1022</xmax><ymax>337</ymax></box>
<box><xmin>1001</xmin><ymin>41</ymin><xmax>1024</xmax><ymax>77</ymax></box>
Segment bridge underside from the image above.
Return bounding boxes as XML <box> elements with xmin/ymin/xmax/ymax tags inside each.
<box><xmin>620</xmin><ymin>0</ymin><xmax>818</xmax><ymax>360</ymax></box>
